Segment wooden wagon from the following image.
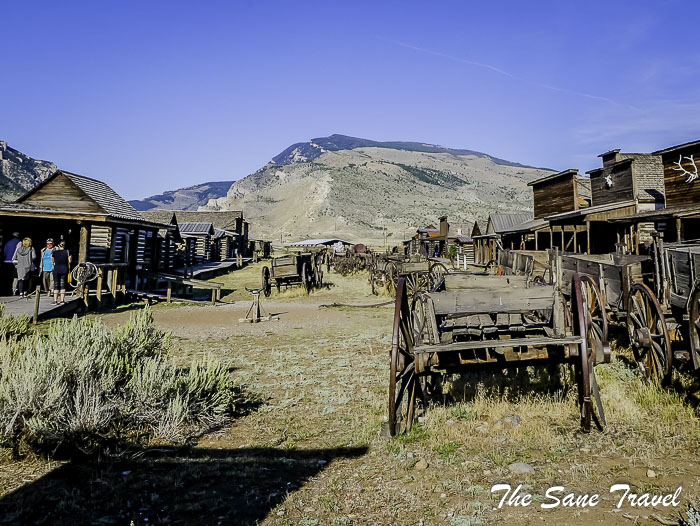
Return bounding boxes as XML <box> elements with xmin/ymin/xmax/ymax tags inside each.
<box><xmin>557</xmin><ymin>238</ymin><xmax>700</xmax><ymax>384</ymax></box>
<box><xmin>261</xmin><ymin>253</ymin><xmax>322</xmax><ymax>296</ymax></box>
<box><xmin>379</xmin><ymin>256</ymin><xmax>449</xmax><ymax>296</ymax></box>
<box><xmin>389</xmin><ymin>258</ymin><xmax>609</xmax><ymax>435</ymax></box>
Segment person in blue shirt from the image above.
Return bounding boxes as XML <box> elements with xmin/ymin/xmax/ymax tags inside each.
<box><xmin>3</xmin><ymin>232</ymin><xmax>21</xmax><ymax>295</ymax></box>
<box><xmin>40</xmin><ymin>238</ymin><xmax>55</xmax><ymax>296</ymax></box>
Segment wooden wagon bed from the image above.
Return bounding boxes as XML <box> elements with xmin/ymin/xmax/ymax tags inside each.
<box><xmin>389</xmin><ymin>261</ymin><xmax>609</xmax><ymax>436</ymax></box>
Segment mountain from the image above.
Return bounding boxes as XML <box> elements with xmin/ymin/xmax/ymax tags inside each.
<box><xmin>201</xmin><ymin>134</ymin><xmax>555</xmax><ymax>243</ymax></box>
<box><xmin>128</xmin><ymin>181</ymin><xmax>234</xmax><ymax>211</ymax></box>
<box><xmin>0</xmin><ymin>141</ymin><xmax>57</xmax><ymax>199</ymax></box>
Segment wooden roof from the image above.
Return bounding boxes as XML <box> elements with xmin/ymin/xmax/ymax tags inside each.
<box><xmin>18</xmin><ymin>170</ymin><xmax>144</xmax><ymax>221</ymax></box>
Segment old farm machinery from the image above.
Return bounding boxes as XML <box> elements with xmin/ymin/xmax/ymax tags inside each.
<box><xmin>261</xmin><ymin>253</ymin><xmax>323</xmax><ymax>296</ymax></box>
<box><xmin>388</xmin><ymin>253</ymin><xmax>609</xmax><ymax>435</ymax></box>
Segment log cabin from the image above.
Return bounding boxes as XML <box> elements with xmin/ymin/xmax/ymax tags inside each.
<box><xmin>164</xmin><ymin>210</ymin><xmax>249</xmax><ymax>256</ymax></box>
<box><xmin>179</xmin><ymin>222</ymin><xmax>215</xmax><ymax>264</ymax></box>
<box><xmin>138</xmin><ymin>210</ymin><xmax>184</xmax><ymax>271</ymax></box>
<box><xmin>0</xmin><ymin>170</ymin><xmax>173</xmax><ymax>298</ymax></box>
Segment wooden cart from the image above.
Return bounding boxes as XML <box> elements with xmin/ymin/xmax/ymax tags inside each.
<box><xmin>389</xmin><ymin>259</ymin><xmax>609</xmax><ymax>435</ymax></box>
<box><xmin>261</xmin><ymin>253</ymin><xmax>321</xmax><ymax>296</ymax></box>
<box><xmin>380</xmin><ymin>256</ymin><xmax>448</xmax><ymax>297</ymax></box>
<box><xmin>558</xmin><ymin>238</ymin><xmax>700</xmax><ymax>384</ymax></box>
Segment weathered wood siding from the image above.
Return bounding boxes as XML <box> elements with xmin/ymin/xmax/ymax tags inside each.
<box><xmin>590</xmin><ymin>163</ymin><xmax>634</xmax><ymax>206</ymax></box>
<box><xmin>88</xmin><ymin>225</ymin><xmax>111</xmax><ymax>263</ymax></box>
<box><xmin>22</xmin><ymin>174</ymin><xmax>103</xmax><ymax>213</ymax></box>
<box><xmin>661</xmin><ymin>145</ymin><xmax>700</xmax><ymax>207</ymax></box>
<box><xmin>532</xmin><ymin>176</ymin><xmax>576</xmax><ymax>219</ymax></box>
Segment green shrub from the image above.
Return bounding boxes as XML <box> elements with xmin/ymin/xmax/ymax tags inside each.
<box><xmin>0</xmin><ymin>305</ymin><xmax>243</xmax><ymax>456</ymax></box>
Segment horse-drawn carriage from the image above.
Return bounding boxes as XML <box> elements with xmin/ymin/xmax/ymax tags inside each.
<box><xmin>389</xmin><ymin>254</ymin><xmax>608</xmax><ymax>435</ymax></box>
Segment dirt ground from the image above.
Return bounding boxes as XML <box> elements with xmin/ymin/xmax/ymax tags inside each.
<box><xmin>0</xmin><ymin>262</ymin><xmax>698</xmax><ymax>525</ymax></box>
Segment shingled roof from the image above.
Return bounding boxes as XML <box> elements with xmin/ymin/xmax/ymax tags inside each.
<box><xmin>17</xmin><ymin>170</ymin><xmax>146</xmax><ymax>222</ymax></box>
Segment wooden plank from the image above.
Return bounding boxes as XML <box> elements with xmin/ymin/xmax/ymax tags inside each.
<box><xmin>415</xmin><ymin>335</ymin><xmax>582</xmax><ymax>353</ymax></box>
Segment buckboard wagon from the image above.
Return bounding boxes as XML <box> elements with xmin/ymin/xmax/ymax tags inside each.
<box><xmin>389</xmin><ymin>256</ymin><xmax>609</xmax><ymax>435</ymax></box>
<box><xmin>261</xmin><ymin>253</ymin><xmax>322</xmax><ymax>296</ymax></box>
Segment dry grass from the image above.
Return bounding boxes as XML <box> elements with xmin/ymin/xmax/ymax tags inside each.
<box><xmin>0</xmin><ymin>270</ymin><xmax>698</xmax><ymax>525</ymax></box>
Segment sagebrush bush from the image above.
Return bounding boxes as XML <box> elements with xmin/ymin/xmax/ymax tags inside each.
<box><xmin>0</xmin><ymin>306</ymin><xmax>242</xmax><ymax>456</ymax></box>
<box><xmin>0</xmin><ymin>304</ymin><xmax>31</xmax><ymax>341</ymax></box>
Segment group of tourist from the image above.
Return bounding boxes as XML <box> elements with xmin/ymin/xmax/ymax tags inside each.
<box><xmin>2</xmin><ymin>233</ymin><xmax>72</xmax><ymax>305</ymax></box>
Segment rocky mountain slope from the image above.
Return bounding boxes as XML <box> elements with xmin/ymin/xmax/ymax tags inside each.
<box><xmin>128</xmin><ymin>181</ymin><xmax>234</xmax><ymax>211</ymax></box>
<box><xmin>202</xmin><ymin>134</ymin><xmax>554</xmax><ymax>242</ymax></box>
<box><xmin>0</xmin><ymin>141</ymin><xmax>57</xmax><ymax>199</ymax></box>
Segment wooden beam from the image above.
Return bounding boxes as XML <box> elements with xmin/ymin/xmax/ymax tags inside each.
<box><xmin>78</xmin><ymin>223</ymin><xmax>90</xmax><ymax>264</ymax></box>
<box><xmin>32</xmin><ymin>286</ymin><xmax>41</xmax><ymax>324</ymax></box>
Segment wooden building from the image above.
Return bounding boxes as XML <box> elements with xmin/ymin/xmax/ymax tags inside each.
<box><xmin>654</xmin><ymin>139</ymin><xmax>700</xmax><ymax>209</ymax></box>
<box><xmin>169</xmin><ymin>210</ymin><xmax>249</xmax><ymax>256</ymax></box>
<box><xmin>0</xmin><ymin>170</ymin><xmax>172</xmax><ymax>295</ymax></box>
<box><xmin>179</xmin><ymin>222</ymin><xmax>215</xmax><ymax>264</ymax></box>
<box><xmin>604</xmin><ymin>140</ymin><xmax>700</xmax><ymax>247</ymax></box>
<box><xmin>212</xmin><ymin>228</ymin><xmax>238</xmax><ymax>261</ymax></box>
<box><xmin>544</xmin><ymin>150</ymin><xmax>665</xmax><ymax>254</ymax></box>
<box><xmin>249</xmin><ymin>239</ymin><xmax>272</xmax><ymax>259</ymax></box>
<box><xmin>472</xmin><ymin>213</ymin><xmax>531</xmax><ymax>265</ymax></box>
<box><xmin>139</xmin><ymin>210</ymin><xmax>183</xmax><ymax>271</ymax></box>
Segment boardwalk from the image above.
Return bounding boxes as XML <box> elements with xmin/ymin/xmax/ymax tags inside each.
<box><xmin>0</xmin><ymin>294</ymin><xmax>82</xmax><ymax>321</ymax></box>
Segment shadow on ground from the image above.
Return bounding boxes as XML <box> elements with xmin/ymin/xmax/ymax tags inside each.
<box><xmin>0</xmin><ymin>446</ymin><xmax>367</xmax><ymax>525</ymax></box>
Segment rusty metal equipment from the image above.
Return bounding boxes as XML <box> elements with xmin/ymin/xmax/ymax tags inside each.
<box><xmin>388</xmin><ymin>254</ymin><xmax>609</xmax><ymax>436</ymax></box>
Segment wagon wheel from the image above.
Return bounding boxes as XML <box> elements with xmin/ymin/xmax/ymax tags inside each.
<box><xmin>580</xmin><ymin>275</ymin><xmax>610</xmax><ymax>365</ymax></box>
<box><xmin>405</xmin><ymin>272</ymin><xmax>422</xmax><ymax>296</ymax></box>
<box><xmin>261</xmin><ymin>266</ymin><xmax>271</xmax><ymax>298</ymax></box>
<box><xmin>389</xmin><ymin>277</ymin><xmax>418</xmax><ymax>435</ymax></box>
<box><xmin>687</xmin><ymin>283</ymin><xmax>700</xmax><ymax>371</ymax></box>
<box><xmin>301</xmin><ymin>262</ymin><xmax>311</xmax><ymax>294</ymax></box>
<box><xmin>571</xmin><ymin>275</ymin><xmax>606</xmax><ymax>432</ymax></box>
<box><xmin>428</xmin><ymin>262</ymin><xmax>448</xmax><ymax>292</ymax></box>
<box><xmin>626</xmin><ymin>283</ymin><xmax>672</xmax><ymax>385</ymax></box>
<box><xmin>387</xmin><ymin>263</ymin><xmax>399</xmax><ymax>295</ymax></box>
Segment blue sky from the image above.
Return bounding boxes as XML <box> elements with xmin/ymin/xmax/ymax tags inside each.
<box><xmin>2</xmin><ymin>0</ymin><xmax>699</xmax><ymax>199</ymax></box>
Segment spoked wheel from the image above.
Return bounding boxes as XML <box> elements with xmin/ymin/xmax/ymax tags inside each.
<box><xmin>428</xmin><ymin>262</ymin><xmax>448</xmax><ymax>292</ymax></box>
<box><xmin>687</xmin><ymin>283</ymin><xmax>700</xmax><ymax>371</ymax></box>
<box><xmin>405</xmin><ymin>272</ymin><xmax>422</xmax><ymax>296</ymax></box>
<box><xmin>261</xmin><ymin>266</ymin><xmax>271</xmax><ymax>298</ymax></box>
<box><xmin>571</xmin><ymin>275</ymin><xmax>606</xmax><ymax>432</ymax></box>
<box><xmin>626</xmin><ymin>283</ymin><xmax>672</xmax><ymax>385</ymax></box>
<box><xmin>389</xmin><ymin>277</ymin><xmax>418</xmax><ymax>436</ymax></box>
<box><xmin>580</xmin><ymin>275</ymin><xmax>610</xmax><ymax>365</ymax></box>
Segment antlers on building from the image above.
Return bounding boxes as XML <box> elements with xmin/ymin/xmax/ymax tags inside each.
<box><xmin>673</xmin><ymin>154</ymin><xmax>698</xmax><ymax>183</ymax></box>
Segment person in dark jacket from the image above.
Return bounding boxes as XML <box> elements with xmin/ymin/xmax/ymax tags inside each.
<box><xmin>51</xmin><ymin>241</ymin><xmax>71</xmax><ymax>305</ymax></box>
<box><xmin>3</xmin><ymin>232</ymin><xmax>21</xmax><ymax>295</ymax></box>
<box><xmin>12</xmin><ymin>237</ymin><xmax>37</xmax><ymax>298</ymax></box>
